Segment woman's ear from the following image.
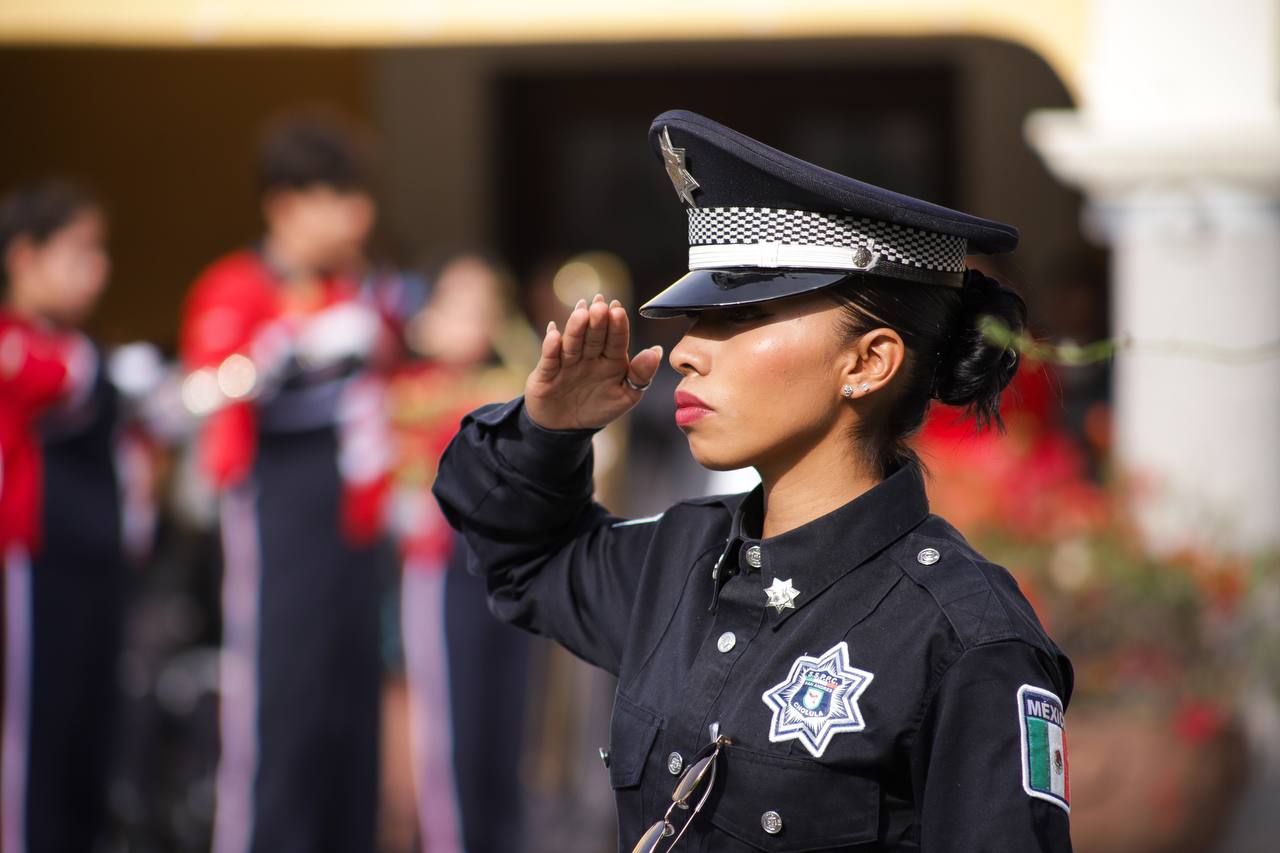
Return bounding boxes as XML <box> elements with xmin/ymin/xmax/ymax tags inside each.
<box><xmin>840</xmin><ymin>328</ymin><xmax>905</xmax><ymax>396</ymax></box>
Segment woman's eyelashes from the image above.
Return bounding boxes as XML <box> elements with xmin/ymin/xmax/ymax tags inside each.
<box><xmin>685</xmin><ymin>306</ymin><xmax>772</xmax><ymax>336</ymax></box>
<box><xmin>720</xmin><ymin>306</ymin><xmax>770</xmax><ymax>324</ymax></box>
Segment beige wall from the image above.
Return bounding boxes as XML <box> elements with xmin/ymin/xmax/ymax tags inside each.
<box><xmin>0</xmin><ymin>1</ymin><xmax>1089</xmax><ymax>97</ymax></box>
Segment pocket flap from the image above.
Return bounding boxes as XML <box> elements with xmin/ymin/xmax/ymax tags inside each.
<box><xmin>608</xmin><ymin>692</ymin><xmax>663</xmax><ymax>789</ymax></box>
<box><xmin>708</xmin><ymin>746</ymin><xmax>880</xmax><ymax>851</ymax></box>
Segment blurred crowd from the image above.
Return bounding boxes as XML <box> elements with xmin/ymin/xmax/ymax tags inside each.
<box><xmin>0</xmin><ymin>110</ymin><xmax>1107</xmax><ymax>853</ymax></box>
<box><xmin>0</xmin><ymin>110</ymin><xmax>620</xmax><ymax>853</ymax></box>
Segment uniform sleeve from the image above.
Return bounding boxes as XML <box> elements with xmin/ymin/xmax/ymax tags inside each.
<box><xmin>911</xmin><ymin>640</ymin><xmax>1074</xmax><ymax>852</ymax></box>
<box><xmin>180</xmin><ymin>263</ymin><xmax>267</xmax><ymax>369</ymax></box>
<box><xmin>179</xmin><ymin>263</ymin><xmax>270</xmax><ymax>488</ymax></box>
<box><xmin>430</xmin><ymin>395</ymin><xmax>663</xmax><ymax>676</ymax></box>
<box><xmin>0</xmin><ymin>324</ymin><xmax>69</xmax><ymax>410</ymax></box>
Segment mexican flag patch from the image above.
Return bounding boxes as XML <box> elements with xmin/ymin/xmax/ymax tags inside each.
<box><xmin>1017</xmin><ymin>684</ymin><xmax>1069</xmax><ymax>812</ymax></box>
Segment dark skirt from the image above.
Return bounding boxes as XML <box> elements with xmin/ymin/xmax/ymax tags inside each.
<box><xmin>213</xmin><ymin>426</ymin><xmax>381</xmax><ymax>853</ymax></box>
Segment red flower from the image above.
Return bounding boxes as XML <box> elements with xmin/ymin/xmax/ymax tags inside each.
<box><xmin>1173</xmin><ymin>700</ymin><xmax>1226</xmax><ymax>744</ymax></box>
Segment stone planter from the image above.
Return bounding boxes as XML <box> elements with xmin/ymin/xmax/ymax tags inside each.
<box><xmin>1067</xmin><ymin>706</ymin><xmax>1248</xmax><ymax>853</ymax></box>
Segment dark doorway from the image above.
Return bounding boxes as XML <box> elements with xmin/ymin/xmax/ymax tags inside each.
<box><xmin>495</xmin><ymin>64</ymin><xmax>959</xmax><ymax>320</ymax></box>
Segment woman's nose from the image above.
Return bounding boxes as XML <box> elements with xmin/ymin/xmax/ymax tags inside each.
<box><xmin>669</xmin><ymin>329</ymin><xmax>710</xmax><ymax>377</ymax></box>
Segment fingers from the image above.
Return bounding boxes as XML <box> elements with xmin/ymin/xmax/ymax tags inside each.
<box><xmin>560</xmin><ymin>298</ymin><xmax>588</xmax><ymax>365</ymax></box>
<box><xmin>602</xmin><ymin>299</ymin><xmax>629</xmax><ymax>361</ymax></box>
<box><xmin>531</xmin><ymin>320</ymin><xmax>562</xmax><ymax>383</ymax></box>
<box><xmin>559</xmin><ymin>294</ymin><xmax>633</xmax><ymax>370</ymax></box>
<box><xmin>581</xmin><ymin>293</ymin><xmax>609</xmax><ymax>360</ymax></box>
<box><xmin>625</xmin><ymin>345</ymin><xmax>664</xmax><ymax>391</ymax></box>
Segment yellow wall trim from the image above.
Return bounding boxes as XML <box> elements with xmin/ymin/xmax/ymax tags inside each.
<box><xmin>0</xmin><ymin>1</ymin><xmax>1085</xmax><ymax>92</ymax></box>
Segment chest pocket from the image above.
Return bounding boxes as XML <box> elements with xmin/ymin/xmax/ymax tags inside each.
<box><xmin>707</xmin><ymin>745</ymin><xmax>881</xmax><ymax>852</ymax></box>
<box><xmin>608</xmin><ymin>691</ymin><xmax>662</xmax><ymax>789</ymax></box>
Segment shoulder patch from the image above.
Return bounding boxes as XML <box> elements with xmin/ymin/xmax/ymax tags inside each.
<box><xmin>1018</xmin><ymin>684</ymin><xmax>1070</xmax><ymax>812</ymax></box>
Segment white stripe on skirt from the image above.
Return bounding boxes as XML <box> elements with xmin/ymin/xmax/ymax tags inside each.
<box><xmin>211</xmin><ymin>486</ymin><xmax>262</xmax><ymax>853</ymax></box>
<box><xmin>2</xmin><ymin>546</ymin><xmax>32</xmax><ymax>853</ymax></box>
<box><xmin>402</xmin><ymin>563</ymin><xmax>465</xmax><ymax>852</ymax></box>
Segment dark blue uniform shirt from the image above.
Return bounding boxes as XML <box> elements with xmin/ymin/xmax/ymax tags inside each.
<box><xmin>432</xmin><ymin>396</ymin><xmax>1074</xmax><ymax>852</ymax></box>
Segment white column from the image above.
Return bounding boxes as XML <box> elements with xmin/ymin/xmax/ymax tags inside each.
<box><xmin>1026</xmin><ymin>0</ymin><xmax>1280</xmax><ymax>556</ymax></box>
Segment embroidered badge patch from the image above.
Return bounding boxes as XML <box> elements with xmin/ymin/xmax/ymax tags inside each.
<box><xmin>1018</xmin><ymin>684</ymin><xmax>1070</xmax><ymax>812</ymax></box>
<box><xmin>761</xmin><ymin>641</ymin><xmax>873</xmax><ymax>758</ymax></box>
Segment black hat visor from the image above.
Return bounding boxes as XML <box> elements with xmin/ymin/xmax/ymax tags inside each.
<box><xmin>638</xmin><ymin>268</ymin><xmax>854</xmax><ymax>319</ymax></box>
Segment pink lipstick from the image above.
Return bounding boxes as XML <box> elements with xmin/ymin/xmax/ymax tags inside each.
<box><xmin>675</xmin><ymin>390</ymin><xmax>714</xmax><ymax>426</ymax></box>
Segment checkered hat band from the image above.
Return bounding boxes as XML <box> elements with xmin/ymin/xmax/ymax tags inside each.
<box><xmin>687</xmin><ymin>207</ymin><xmax>967</xmax><ymax>273</ymax></box>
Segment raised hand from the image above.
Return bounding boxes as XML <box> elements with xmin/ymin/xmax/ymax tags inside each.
<box><xmin>524</xmin><ymin>293</ymin><xmax>664</xmax><ymax>431</ymax></box>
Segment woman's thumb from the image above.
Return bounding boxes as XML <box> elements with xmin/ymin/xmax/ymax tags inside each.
<box><xmin>629</xmin><ymin>345</ymin><xmax>664</xmax><ymax>384</ymax></box>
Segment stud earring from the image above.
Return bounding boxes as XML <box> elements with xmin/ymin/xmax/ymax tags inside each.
<box><xmin>860</xmin><ymin>382</ymin><xmax>871</xmax><ymax>392</ymax></box>
<box><xmin>841</xmin><ymin>384</ymin><xmax>855</xmax><ymax>398</ymax></box>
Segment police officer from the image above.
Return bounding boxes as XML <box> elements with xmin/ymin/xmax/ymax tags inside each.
<box><xmin>432</xmin><ymin>110</ymin><xmax>1073</xmax><ymax>851</ymax></box>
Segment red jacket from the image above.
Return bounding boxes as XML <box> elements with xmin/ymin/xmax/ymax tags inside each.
<box><xmin>180</xmin><ymin>250</ymin><xmax>377</xmax><ymax>487</ymax></box>
<box><xmin>179</xmin><ymin>250</ymin><xmax>397</xmax><ymax>543</ymax></box>
<box><xmin>0</xmin><ymin>312</ymin><xmax>78</xmax><ymax>552</ymax></box>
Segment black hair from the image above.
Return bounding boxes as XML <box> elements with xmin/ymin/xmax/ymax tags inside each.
<box><xmin>829</xmin><ymin>268</ymin><xmax>1028</xmax><ymax>480</ymax></box>
<box><xmin>255</xmin><ymin>110</ymin><xmax>373</xmax><ymax>195</ymax></box>
<box><xmin>0</xmin><ymin>179</ymin><xmax>101</xmax><ymax>290</ymax></box>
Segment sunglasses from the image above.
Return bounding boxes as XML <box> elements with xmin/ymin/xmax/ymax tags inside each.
<box><xmin>630</xmin><ymin>732</ymin><xmax>732</xmax><ymax>853</ymax></box>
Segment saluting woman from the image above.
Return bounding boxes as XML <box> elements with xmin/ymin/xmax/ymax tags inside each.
<box><xmin>432</xmin><ymin>111</ymin><xmax>1073</xmax><ymax>852</ymax></box>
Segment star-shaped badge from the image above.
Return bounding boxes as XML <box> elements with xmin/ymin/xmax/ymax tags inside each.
<box><xmin>659</xmin><ymin>126</ymin><xmax>700</xmax><ymax>207</ymax></box>
<box><xmin>763</xmin><ymin>577</ymin><xmax>800</xmax><ymax>614</ymax></box>
<box><xmin>761</xmin><ymin>641</ymin><xmax>874</xmax><ymax>758</ymax></box>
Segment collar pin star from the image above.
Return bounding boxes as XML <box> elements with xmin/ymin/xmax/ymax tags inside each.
<box><xmin>764</xmin><ymin>577</ymin><xmax>800</xmax><ymax>614</ymax></box>
<box><xmin>660</xmin><ymin>126</ymin><xmax>700</xmax><ymax>207</ymax></box>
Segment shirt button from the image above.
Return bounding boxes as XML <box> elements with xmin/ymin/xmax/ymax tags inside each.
<box><xmin>667</xmin><ymin>752</ymin><xmax>684</xmax><ymax>775</ymax></box>
<box><xmin>717</xmin><ymin>631</ymin><xmax>737</xmax><ymax>653</ymax></box>
<box><xmin>761</xmin><ymin>810</ymin><xmax>783</xmax><ymax>835</ymax></box>
<box><xmin>744</xmin><ymin>545</ymin><xmax>763</xmax><ymax>568</ymax></box>
<box><xmin>917</xmin><ymin>547</ymin><xmax>941</xmax><ymax>565</ymax></box>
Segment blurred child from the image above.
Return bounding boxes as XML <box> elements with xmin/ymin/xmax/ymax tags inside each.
<box><xmin>1</xmin><ymin>179</ymin><xmax>122</xmax><ymax>853</ymax></box>
<box><xmin>179</xmin><ymin>112</ymin><xmax>394</xmax><ymax>853</ymax></box>
<box><xmin>387</xmin><ymin>253</ymin><xmax>534</xmax><ymax>853</ymax></box>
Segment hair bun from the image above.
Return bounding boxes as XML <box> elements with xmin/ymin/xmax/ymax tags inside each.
<box><xmin>931</xmin><ymin>270</ymin><xmax>1028</xmax><ymax>430</ymax></box>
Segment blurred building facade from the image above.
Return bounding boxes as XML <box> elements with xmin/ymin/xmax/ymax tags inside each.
<box><xmin>2</xmin><ymin>2</ymin><xmax>1277</xmax><ymax>851</ymax></box>
<box><xmin>1030</xmin><ymin>0</ymin><xmax>1280</xmax><ymax>557</ymax></box>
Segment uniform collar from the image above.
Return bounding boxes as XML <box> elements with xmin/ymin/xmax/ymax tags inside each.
<box><xmin>712</xmin><ymin>461</ymin><xmax>931</xmax><ymax>627</ymax></box>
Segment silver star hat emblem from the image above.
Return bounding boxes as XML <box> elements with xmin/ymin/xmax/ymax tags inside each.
<box><xmin>763</xmin><ymin>577</ymin><xmax>801</xmax><ymax>614</ymax></box>
<box><xmin>659</xmin><ymin>126</ymin><xmax>700</xmax><ymax>207</ymax></box>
